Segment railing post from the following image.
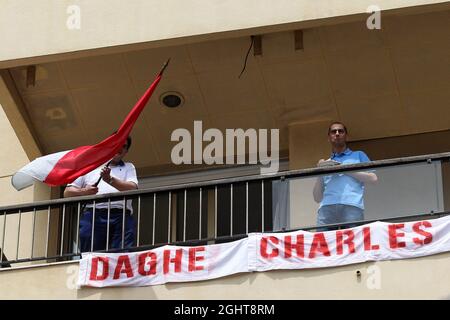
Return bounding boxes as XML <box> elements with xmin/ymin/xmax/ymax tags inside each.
<box><xmin>16</xmin><ymin>210</ymin><xmax>22</xmax><ymax>260</ymax></box>
<box><xmin>261</xmin><ymin>180</ymin><xmax>264</xmax><ymax>232</ymax></box>
<box><xmin>31</xmin><ymin>208</ymin><xmax>36</xmax><ymax>259</ymax></box>
<box><xmin>121</xmin><ymin>197</ymin><xmax>126</xmax><ymax>249</ymax></box>
<box><xmin>76</xmin><ymin>202</ymin><xmax>81</xmax><ymax>254</ymax></box>
<box><xmin>60</xmin><ymin>204</ymin><xmax>66</xmax><ymax>256</ymax></box>
<box><xmin>246</xmin><ymin>182</ymin><xmax>249</xmax><ymax>234</ymax></box>
<box><xmin>1</xmin><ymin>211</ymin><xmax>6</xmax><ymax>264</ymax></box>
<box><xmin>199</xmin><ymin>188</ymin><xmax>202</xmax><ymax>240</ymax></box>
<box><xmin>183</xmin><ymin>189</ymin><xmax>187</xmax><ymax>242</ymax></box>
<box><xmin>168</xmin><ymin>192</ymin><xmax>171</xmax><ymax>243</ymax></box>
<box><xmin>214</xmin><ymin>186</ymin><xmax>218</xmax><ymax>238</ymax></box>
<box><xmin>152</xmin><ymin>193</ymin><xmax>156</xmax><ymax>245</ymax></box>
<box><xmin>137</xmin><ymin>196</ymin><xmax>141</xmax><ymax>247</ymax></box>
<box><xmin>45</xmin><ymin>206</ymin><xmax>50</xmax><ymax>258</ymax></box>
<box><xmin>106</xmin><ymin>199</ymin><xmax>111</xmax><ymax>251</ymax></box>
<box><xmin>91</xmin><ymin>201</ymin><xmax>96</xmax><ymax>252</ymax></box>
<box><xmin>230</xmin><ymin>184</ymin><xmax>233</xmax><ymax>236</ymax></box>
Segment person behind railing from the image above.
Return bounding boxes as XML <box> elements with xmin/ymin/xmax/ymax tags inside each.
<box><xmin>313</xmin><ymin>122</ymin><xmax>377</xmax><ymax>230</ymax></box>
<box><xmin>63</xmin><ymin>136</ymin><xmax>138</xmax><ymax>253</ymax></box>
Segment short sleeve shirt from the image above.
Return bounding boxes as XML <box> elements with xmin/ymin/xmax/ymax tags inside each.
<box><xmin>320</xmin><ymin>149</ymin><xmax>371</xmax><ymax>210</ymax></box>
<box><xmin>68</xmin><ymin>161</ymin><xmax>138</xmax><ymax>212</ymax></box>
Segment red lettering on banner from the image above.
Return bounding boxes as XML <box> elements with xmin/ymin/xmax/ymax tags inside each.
<box><xmin>138</xmin><ymin>252</ymin><xmax>157</xmax><ymax>276</ymax></box>
<box><xmin>308</xmin><ymin>233</ymin><xmax>330</xmax><ymax>258</ymax></box>
<box><xmin>113</xmin><ymin>255</ymin><xmax>134</xmax><ymax>279</ymax></box>
<box><xmin>260</xmin><ymin>236</ymin><xmax>280</xmax><ymax>259</ymax></box>
<box><xmin>89</xmin><ymin>257</ymin><xmax>109</xmax><ymax>280</ymax></box>
<box><xmin>284</xmin><ymin>234</ymin><xmax>304</xmax><ymax>258</ymax></box>
<box><xmin>336</xmin><ymin>230</ymin><xmax>355</xmax><ymax>255</ymax></box>
<box><xmin>412</xmin><ymin>221</ymin><xmax>433</xmax><ymax>245</ymax></box>
<box><xmin>163</xmin><ymin>249</ymin><xmax>183</xmax><ymax>274</ymax></box>
<box><xmin>363</xmin><ymin>227</ymin><xmax>380</xmax><ymax>250</ymax></box>
<box><xmin>188</xmin><ymin>247</ymin><xmax>205</xmax><ymax>272</ymax></box>
<box><xmin>389</xmin><ymin>224</ymin><xmax>406</xmax><ymax>248</ymax></box>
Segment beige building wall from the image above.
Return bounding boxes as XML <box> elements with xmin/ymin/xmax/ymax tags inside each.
<box><xmin>1</xmin><ymin>251</ymin><xmax>450</xmax><ymax>299</ymax></box>
<box><xmin>0</xmin><ymin>106</ymin><xmax>33</xmax><ymax>204</ymax></box>
<box><xmin>288</xmin><ymin>120</ymin><xmax>331</xmax><ymax>169</ymax></box>
<box><xmin>1</xmin><ymin>0</ymin><xmax>449</xmax><ymax>67</ymax></box>
<box><xmin>0</xmin><ymin>105</ymin><xmax>33</xmax><ymax>261</ymax></box>
<box><xmin>0</xmin><ymin>105</ymin><xmax>52</xmax><ymax>264</ymax></box>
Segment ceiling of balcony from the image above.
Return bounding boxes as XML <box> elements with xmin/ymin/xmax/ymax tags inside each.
<box><xmin>7</xmin><ymin>9</ymin><xmax>450</xmax><ymax>175</ymax></box>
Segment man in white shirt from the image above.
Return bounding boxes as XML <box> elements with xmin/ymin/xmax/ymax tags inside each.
<box><xmin>64</xmin><ymin>136</ymin><xmax>138</xmax><ymax>252</ymax></box>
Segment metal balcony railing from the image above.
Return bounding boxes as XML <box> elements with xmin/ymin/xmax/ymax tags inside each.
<box><xmin>1</xmin><ymin>152</ymin><xmax>450</xmax><ymax>268</ymax></box>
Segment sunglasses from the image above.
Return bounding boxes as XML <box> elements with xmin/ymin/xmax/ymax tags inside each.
<box><xmin>330</xmin><ymin>129</ymin><xmax>345</xmax><ymax>134</ymax></box>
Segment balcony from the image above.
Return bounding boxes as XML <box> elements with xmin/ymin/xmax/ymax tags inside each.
<box><xmin>0</xmin><ymin>3</ymin><xmax>449</xmax><ymax>299</ymax></box>
<box><xmin>1</xmin><ymin>151</ymin><xmax>449</xmax><ymax>267</ymax></box>
<box><xmin>1</xmin><ymin>152</ymin><xmax>450</xmax><ymax>299</ymax></box>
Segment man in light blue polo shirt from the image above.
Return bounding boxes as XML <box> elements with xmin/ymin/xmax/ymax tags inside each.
<box><xmin>313</xmin><ymin>122</ymin><xmax>377</xmax><ymax>229</ymax></box>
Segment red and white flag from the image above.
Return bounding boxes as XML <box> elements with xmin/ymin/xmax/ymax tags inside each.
<box><xmin>12</xmin><ymin>61</ymin><xmax>168</xmax><ymax>191</ymax></box>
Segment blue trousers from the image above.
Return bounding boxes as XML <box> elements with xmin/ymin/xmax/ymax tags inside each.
<box><xmin>79</xmin><ymin>208</ymin><xmax>136</xmax><ymax>253</ymax></box>
<box><xmin>317</xmin><ymin>204</ymin><xmax>364</xmax><ymax>231</ymax></box>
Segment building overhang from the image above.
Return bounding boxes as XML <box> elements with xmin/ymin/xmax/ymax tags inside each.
<box><xmin>0</xmin><ymin>0</ymin><xmax>449</xmax><ymax>68</ymax></box>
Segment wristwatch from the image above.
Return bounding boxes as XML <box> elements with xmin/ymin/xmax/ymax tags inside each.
<box><xmin>108</xmin><ymin>176</ymin><xmax>114</xmax><ymax>184</ymax></box>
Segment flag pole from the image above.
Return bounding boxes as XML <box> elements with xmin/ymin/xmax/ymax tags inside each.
<box><xmin>158</xmin><ymin>58</ymin><xmax>171</xmax><ymax>77</ymax></box>
<box><xmin>93</xmin><ymin>160</ymin><xmax>112</xmax><ymax>187</ymax></box>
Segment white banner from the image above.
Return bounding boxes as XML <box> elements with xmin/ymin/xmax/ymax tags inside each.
<box><xmin>78</xmin><ymin>238</ymin><xmax>249</xmax><ymax>287</ymax></box>
<box><xmin>78</xmin><ymin>215</ymin><xmax>450</xmax><ymax>288</ymax></box>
